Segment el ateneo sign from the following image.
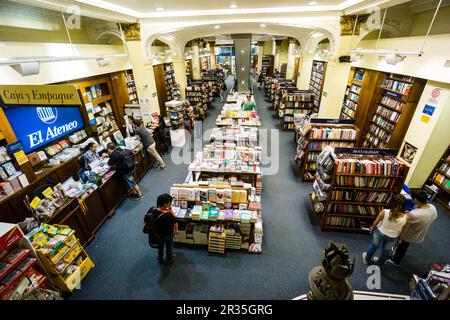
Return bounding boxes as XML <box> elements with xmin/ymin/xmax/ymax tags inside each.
<box><xmin>0</xmin><ymin>85</ymin><xmax>84</xmax><ymax>153</ymax></box>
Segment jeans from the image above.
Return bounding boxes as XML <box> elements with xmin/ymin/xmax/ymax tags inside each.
<box><xmin>147</xmin><ymin>142</ymin><xmax>165</xmax><ymax>168</ymax></box>
<box><xmin>158</xmin><ymin>234</ymin><xmax>174</xmax><ymax>262</ymax></box>
<box><xmin>122</xmin><ymin>170</ymin><xmax>136</xmax><ymax>189</ymax></box>
<box><xmin>367</xmin><ymin>228</ymin><xmax>398</xmax><ymax>266</ymax></box>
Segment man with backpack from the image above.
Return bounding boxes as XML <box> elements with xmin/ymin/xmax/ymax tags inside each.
<box><xmin>144</xmin><ymin>194</ymin><xmax>178</xmax><ymax>265</ymax></box>
<box><xmin>107</xmin><ymin>142</ymin><xmax>142</xmax><ymax>200</ymax></box>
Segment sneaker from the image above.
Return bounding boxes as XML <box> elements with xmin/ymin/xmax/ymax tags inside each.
<box><xmin>130</xmin><ymin>194</ymin><xmax>143</xmax><ymax>201</ymax></box>
<box><xmin>362</xmin><ymin>252</ymin><xmax>368</xmax><ymax>265</ymax></box>
<box><xmin>165</xmin><ymin>254</ymin><xmax>177</xmax><ymax>266</ymax></box>
<box><xmin>373</xmin><ymin>256</ymin><xmax>379</xmax><ymax>263</ymax></box>
<box><xmin>387</xmin><ymin>259</ymin><xmax>400</xmax><ymax>267</ymax></box>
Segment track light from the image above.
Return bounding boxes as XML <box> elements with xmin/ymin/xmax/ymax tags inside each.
<box><xmin>385</xmin><ymin>53</ymin><xmax>406</xmax><ymax>65</ymax></box>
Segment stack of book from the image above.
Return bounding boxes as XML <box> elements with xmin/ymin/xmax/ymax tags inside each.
<box><xmin>208</xmin><ymin>225</ymin><xmax>226</xmax><ymax>254</ymax></box>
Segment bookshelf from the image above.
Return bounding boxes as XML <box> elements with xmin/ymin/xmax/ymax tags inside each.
<box><xmin>279</xmin><ymin>91</ymin><xmax>314</xmax><ymax>131</ymax></box>
<box><xmin>202</xmin><ymin>69</ymin><xmax>224</xmax><ymax>96</ymax></box>
<box><xmin>424</xmin><ymin>145</ymin><xmax>450</xmax><ymax>213</ymax></box>
<box><xmin>124</xmin><ymin>69</ymin><xmax>139</xmax><ymax>104</ymax></box>
<box><xmin>186</xmin><ymin>82</ymin><xmax>209</xmax><ymax>112</ymax></box>
<box><xmin>294</xmin><ymin>120</ymin><xmax>359</xmax><ymax>182</ymax></box>
<box><xmin>362</xmin><ymin>73</ymin><xmax>426</xmax><ymax>149</ymax></box>
<box><xmin>153</xmin><ymin>62</ymin><xmax>181</xmax><ymax>116</ymax></box>
<box><xmin>261</xmin><ymin>55</ymin><xmax>274</xmax><ymax>80</ymax></box>
<box><xmin>270</xmin><ymin>79</ymin><xmax>295</xmax><ymax>107</ymax></box>
<box><xmin>200</xmin><ymin>56</ymin><xmax>210</xmax><ymax>71</ymax></box>
<box><xmin>310</xmin><ymin>150</ymin><xmax>408</xmax><ymax>234</ymax></box>
<box><xmin>309</xmin><ymin>60</ymin><xmax>327</xmax><ymax>114</ymax></box>
<box><xmin>165</xmin><ymin>101</ymin><xmax>185</xmax><ymax>130</ymax></box>
<box><xmin>78</xmin><ymin>78</ymin><xmax>119</xmax><ymax>141</ymax></box>
<box><xmin>185</xmin><ymin>59</ymin><xmax>193</xmax><ymax>82</ymax></box>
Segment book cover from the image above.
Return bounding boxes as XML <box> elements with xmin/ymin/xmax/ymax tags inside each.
<box><xmin>170</xmin><ymin>187</ymin><xmax>179</xmax><ymax>199</ymax></box>
<box><xmin>200</xmin><ymin>210</ymin><xmax>209</xmax><ymax>221</ymax></box>
<box><xmin>202</xmin><ymin>202</ymin><xmax>211</xmax><ymax>212</ymax></box>
<box><xmin>239</xmin><ymin>203</ymin><xmax>248</xmax><ymax>210</ymax></box>
<box><xmin>178</xmin><ymin>188</ymin><xmax>188</xmax><ymax>200</ymax></box>
<box><xmin>239</xmin><ymin>190</ymin><xmax>248</xmax><ymax>203</ymax></box>
<box><xmin>231</xmin><ymin>190</ymin><xmax>240</xmax><ymax>203</ymax></box>
<box><xmin>194</xmin><ymin>188</ymin><xmax>201</xmax><ymax>202</ymax></box>
<box><xmin>223</xmin><ymin>189</ymin><xmax>232</xmax><ymax>203</ymax></box>
<box><xmin>180</xmin><ymin>201</ymin><xmax>188</xmax><ymax>209</ymax></box>
<box><xmin>187</xmin><ymin>188</ymin><xmax>196</xmax><ymax>201</ymax></box>
<box><xmin>208</xmin><ymin>189</ymin><xmax>217</xmax><ymax>202</ymax></box>
<box><xmin>200</xmin><ymin>189</ymin><xmax>208</xmax><ymax>202</ymax></box>
<box><xmin>216</xmin><ymin>189</ymin><xmax>225</xmax><ymax>204</ymax></box>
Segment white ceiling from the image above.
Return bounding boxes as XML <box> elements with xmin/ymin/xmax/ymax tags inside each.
<box><xmin>102</xmin><ymin>0</ymin><xmax>344</xmax><ymax>12</ymax></box>
<box><xmin>73</xmin><ymin>0</ymin><xmax>370</xmax><ymax>17</ymax></box>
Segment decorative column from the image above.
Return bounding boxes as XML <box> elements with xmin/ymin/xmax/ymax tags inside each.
<box><xmin>273</xmin><ymin>39</ymin><xmax>282</xmax><ymax>72</ymax></box>
<box><xmin>192</xmin><ymin>40</ymin><xmax>202</xmax><ymax>80</ymax></box>
<box><xmin>318</xmin><ymin>14</ymin><xmax>369</xmax><ymax>118</ymax></box>
<box><xmin>172</xmin><ymin>55</ymin><xmax>187</xmax><ymax>100</ymax></box>
<box><xmin>297</xmin><ymin>53</ymin><xmax>314</xmax><ymax>90</ymax></box>
<box><xmin>286</xmin><ymin>38</ymin><xmax>298</xmax><ymax>80</ymax></box>
<box><xmin>209</xmin><ymin>41</ymin><xmax>216</xmax><ymax>69</ymax></box>
<box><xmin>257</xmin><ymin>41</ymin><xmax>264</xmax><ymax>74</ymax></box>
<box><xmin>122</xmin><ymin>23</ymin><xmax>160</xmax><ymax>122</ymax></box>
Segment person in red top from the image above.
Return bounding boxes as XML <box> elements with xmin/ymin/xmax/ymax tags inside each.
<box><xmin>154</xmin><ymin>194</ymin><xmax>178</xmax><ymax>265</ymax></box>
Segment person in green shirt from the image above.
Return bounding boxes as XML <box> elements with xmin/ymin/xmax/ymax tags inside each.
<box><xmin>241</xmin><ymin>94</ymin><xmax>256</xmax><ymax>111</ymax></box>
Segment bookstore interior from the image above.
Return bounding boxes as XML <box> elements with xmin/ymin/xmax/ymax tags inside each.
<box><xmin>0</xmin><ymin>0</ymin><xmax>449</xmax><ymax>302</ymax></box>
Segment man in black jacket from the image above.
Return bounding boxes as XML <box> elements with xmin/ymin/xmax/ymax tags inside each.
<box><xmin>154</xmin><ymin>193</ymin><xmax>178</xmax><ymax>265</ymax></box>
<box><xmin>107</xmin><ymin>142</ymin><xmax>142</xmax><ymax>200</ymax></box>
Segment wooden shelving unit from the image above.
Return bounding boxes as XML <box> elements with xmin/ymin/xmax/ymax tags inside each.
<box><xmin>279</xmin><ymin>91</ymin><xmax>314</xmax><ymax>131</ymax></box>
<box><xmin>309</xmin><ymin>60</ymin><xmax>327</xmax><ymax>114</ymax></box>
<box><xmin>153</xmin><ymin>62</ymin><xmax>181</xmax><ymax>116</ymax></box>
<box><xmin>311</xmin><ymin>151</ymin><xmax>409</xmax><ymax>234</ymax></box>
<box><xmin>361</xmin><ymin>73</ymin><xmax>426</xmax><ymax>149</ymax></box>
<box><xmin>424</xmin><ymin>145</ymin><xmax>450</xmax><ymax>213</ymax></box>
<box><xmin>124</xmin><ymin>69</ymin><xmax>139</xmax><ymax>104</ymax></box>
<box><xmin>295</xmin><ymin>121</ymin><xmax>359</xmax><ymax>182</ymax></box>
<box><xmin>261</xmin><ymin>55</ymin><xmax>274</xmax><ymax>80</ymax></box>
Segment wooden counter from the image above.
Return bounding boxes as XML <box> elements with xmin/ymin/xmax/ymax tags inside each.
<box><xmin>0</xmin><ymin>143</ymin><xmax>157</xmax><ymax>247</ymax></box>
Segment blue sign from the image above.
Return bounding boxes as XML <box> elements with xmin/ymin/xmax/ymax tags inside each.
<box><xmin>422</xmin><ymin>104</ymin><xmax>435</xmax><ymax>116</ymax></box>
<box><xmin>3</xmin><ymin>105</ymin><xmax>84</xmax><ymax>153</ymax></box>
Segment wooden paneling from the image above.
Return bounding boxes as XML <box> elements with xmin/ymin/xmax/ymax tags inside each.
<box><xmin>99</xmin><ymin>173</ymin><xmax>128</xmax><ymax>217</ymax></box>
<box><xmin>82</xmin><ymin>190</ymin><xmax>109</xmax><ymax>234</ymax></box>
<box><xmin>109</xmin><ymin>71</ymin><xmax>130</xmax><ymax>127</ymax></box>
<box><xmin>153</xmin><ymin>64</ymin><xmax>168</xmax><ymax>116</ymax></box>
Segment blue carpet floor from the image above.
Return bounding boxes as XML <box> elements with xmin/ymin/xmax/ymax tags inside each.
<box><xmin>71</xmin><ymin>76</ymin><xmax>450</xmax><ymax>299</ymax></box>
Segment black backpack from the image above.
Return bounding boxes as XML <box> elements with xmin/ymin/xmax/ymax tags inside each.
<box><xmin>118</xmin><ymin>148</ymin><xmax>136</xmax><ymax>172</ymax></box>
<box><xmin>143</xmin><ymin>207</ymin><xmax>163</xmax><ymax>248</ymax></box>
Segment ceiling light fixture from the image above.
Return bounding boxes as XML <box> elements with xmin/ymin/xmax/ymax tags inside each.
<box><xmin>229</xmin><ymin>3</ymin><xmax>238</xmax><ymax>9</ymax></box>
<box><xmin>214</xmin><ymin>25</ymin><xmax>221</xmax><ymax>29</ymax></box>
<box><xmin>156</xmin><ymin>7</ymin><xmax>164</xmax><ymax>11</ymax></box>
<box><xmin>260</xmin><ymin>24</ymin><xmax>266</xmax><ymax>28</ymax></box>
<box><xmin>308</xmin><ymin>1</ymin><xmax>318</xmax><ymax>5</ymax></box>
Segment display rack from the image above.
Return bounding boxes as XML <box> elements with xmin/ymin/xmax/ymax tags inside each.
<box><xmin>0</xmin><ymin>223</ymin><xmax>51</xmax><ymax>300</ymax></box>
<box><xmin>29</xmin><ymin>224</ymin><xmax>94</xmax><ymax>293</ymax></box>
<box><xmin>362</xmin><ymin>73</ymin><xmax>425</xmax><ymax>149</ymax></box>
<box><xmin>164</xmin><ymin>63</ymin><xmax>181</xmax><ymax>101</ymax></box>
<box><xmin>310</xmin><ymin>149</ymin><xmax>408</xmax><ymax>234</ymax></box>
<box><xmin>279</xmin><ymin>91</ymin><xmax>314</xmax><ymax>131</ymax></box>
<box><xmin>216</xmin><ymin>110</ymin><xmax>261</xmax><ymax>127</ymax></box>
<box><xmin>210</xmin><ymin>126</ymin><xmax>259</xmax><ymax>147</ymax></box>
<box><xmin>294</xmin><ymin>119</ymin><xmax>359</xmax><ymax>182</ymax></box>
<box><xmin>309</xmin><ymin>60</ymin><xmax>327</xmax><ymax>114</ymax></box>
<box><xmin>424</xmin><ymin>145</ymin><xmax>450</xmax><ymax>213</ymax></box>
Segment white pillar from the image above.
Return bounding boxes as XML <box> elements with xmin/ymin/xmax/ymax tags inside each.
<box><xmin>297</xmin><ymin>53</ymin><xmax>314</xmax><ymax>90</ymax></box>
<box><xmin>273</xmin><ymin>40</ymin><xmax>282</xmax><ymax>72</ymax></box>
<box><xmin>257</xmin><ymin>41</ymin><xmax>264</xmax><ymax>74</ymax></box>
<box><xmin>209</xmin><ymin>41</ymin><xmax>216</xmax><ymax>69</ymax></box>
<box><xmin>192</xmin><ymin>41</ymin><xmax>201</xmax><ymax>80</ymax></box>
<box><xmin>172</xmin><ymin>55</ymin><xmax>187</xmax><ymax>100</ymax></box>
<box><xmin>286</xmin><ymin>38</ymin><xmax>297</xmax><ymax>80</ymax></box>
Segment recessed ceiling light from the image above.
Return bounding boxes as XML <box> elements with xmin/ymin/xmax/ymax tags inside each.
<box><xmin>260</xmin><ymin>24</ymin><xmax>266</xmax><ymax>27</ymax></box>
<box><xmin>156</xmin><ymin>7</ymin><xmax>164</xmax><ymax>11</ymax></box>
<box><xmin>214</xmin><ymin>25</ymin><xmax>220</xmax><ymax>29</ymax></box>
<box><xmin>229</xmin><ymin>3</ymin><xmax>238</xmax><ymax>9</ymax></box>
<box><xmin>308</xmin><ymin>1</ymin><xmax>318</xmax><ymax>5</ymax></box>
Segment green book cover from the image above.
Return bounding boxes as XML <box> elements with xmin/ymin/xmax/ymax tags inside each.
<box><xmin>200</xmin><ymin>210</ymin><xmax>209</xmax><ymax>221</ymax></box>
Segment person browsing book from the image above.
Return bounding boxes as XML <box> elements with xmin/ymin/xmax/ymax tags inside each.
<box><xmin>241</xmin><ymin>94</ymin><xmax>256</xmax><ymax>111</ymax></box>
<box><xmin>154</xmin><ymin>193</ymin><xmax>178</xmax><ymax>266</ymax></box>
<box><xmin>390</xmin><ymin>189</ymin><xmax>437</xmax><ymax>266</ymax></box>
<box><xmin>362</xmin><ymin>194</ymin><xmax>410</xmax><ymax>267</ymax></box>
<box><xmin>133</xmin><ymin>119</ymin><xmax>166</xmax><ymax>169</ymax></box>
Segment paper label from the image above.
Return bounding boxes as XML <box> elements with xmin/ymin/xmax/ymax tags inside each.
<box><xmin>42</xmin><ymin>187</ymin><xmax>54</xmax><ymax>198</ymax></box>
<box><xmin>30</xmin><ymin>197</ymin><xmax>41</xmax><ymax>209</ymax></box>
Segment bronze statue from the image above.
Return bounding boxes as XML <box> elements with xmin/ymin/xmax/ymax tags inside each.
<box><xmin>307</xmin><ymin>243</ymin><xmax>355</xmax><ymax>300</ymax></box>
